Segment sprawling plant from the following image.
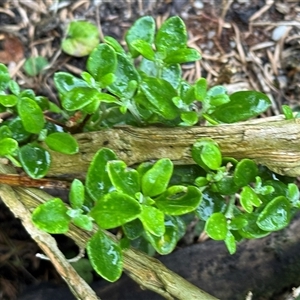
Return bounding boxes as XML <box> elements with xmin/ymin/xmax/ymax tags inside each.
<box><xmin>0</xmin><ymin>16</ymin><xmax>298</xmax><ymax>283</ymax></box>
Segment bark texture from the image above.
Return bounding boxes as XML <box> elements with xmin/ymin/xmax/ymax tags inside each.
<box><xmin>47</xmin><ymin>117</ymin><xmax>300</xmax><ymax>178</ymax></box>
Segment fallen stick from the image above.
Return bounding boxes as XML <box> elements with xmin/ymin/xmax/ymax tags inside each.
<box><xmin>47</xmin><ymin>116</ymin><xmax>300</xmax><ymax>178</ymax></box>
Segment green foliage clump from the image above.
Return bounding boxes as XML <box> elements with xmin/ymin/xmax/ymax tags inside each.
<box><xmin>0</xmin><ymin>16</ymin><xmax>298</xmax><ymax>283</ymax></box>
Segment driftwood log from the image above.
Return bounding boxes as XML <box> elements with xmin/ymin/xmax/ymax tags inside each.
<box><xmin>47</xmin><ymin>116</ymin><xmax>300</xmax><ymax>178</ymax></box>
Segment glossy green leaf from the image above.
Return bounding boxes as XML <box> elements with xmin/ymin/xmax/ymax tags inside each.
<box><xmin>0</xmin><ymin>94</ymin><xmax>18</xmax><ymax>107</ymax></box>
<box><xmin>35</xmin><ymin>96</ymin><xmax>50</xmax><ymax>110</ymax></box>
<box><xmin>205</xmin><ymin>212</ymin><xmax>228</xmax><ymax>240</ymax></box>
<box><xmin>161</xmin><ymin>64</ymin><xmax>181</xmax><ymax>89</ymax></box>
<box><xmin>17</xmin><ymin>97</ymin><xmax>45</xmax><ymax>134</ymax></box>
<box><xmin>8</xmin><ymin>80</ymin><xmax>20</xmax><ymax>95</ymax></box>
<box><xmin>0</xmin><ymin>125</ymin><xmax>12</xmax><ymax>139</ymax></box>
<box><xmin>155</xmin><ymin>185</ymin><xmax>202</xmax><ymax>215</ymax></box>
<box><xmin>229</xmin><ymin>215</ymin><xmax>248</xmax><ymax>230</ymax></box>
<box><xmin>87</xmin><ymin>44</ymin><xmax>117</xmax><ymax>82</ymax></box>
<box><xmin>195</xmin><ymin>78</ymin><xmax>207</xmax><ymax>101</ymax></box>
<box><xmin>234</xmin><ymin>159</ymin><xmax>258</xmax><ymax>187</ymax></box>
<box><xmin>192</xmin><ymin>138</ymin><xmax>222</xmax><ymax>171</ymax></box>
<box><xmin>108</xmin><ymin>54</ymin><xmax>139</xmax><ymax>97</ymax></box>
<box><xmin>142</xmin><ymin>158</ymin><xmax>173</xmax><ymax>197</ymax></box>
<box><xmin>287</xmin><ymin>183</ymin><xmax>299</xmax><ymax>205</ymax></box>
<box><xmin>282</xmin><ymin>105</ymin><xmax>294</xmax><ymax>120</ymax></box>
<box><xmin>131</xmin><ymin>40</ymin><xmax>155</xmax><ymax>60</ymax></box>
<box><xmin>122</xmin><ymin>218</ymin><xmax>144</xmax><ymax>240</ymax></box>
<box><xmin>19</xmin><ymin>144</ymin><xmax>51</xmax><ymax>179</ymax></box>
<box><xmin>90</xmin><ymin>191</ymin><xmax>141</xmax><ymax>229</ymax></box>
<box><xmin>155</xmin><ymin>16</ymin><xmax>187</xmax><ymax>55</ymax></box>
<box><xmin>0</xmin><ymin>64</ymin><xmax>10</xmax><ymax>90</ymax></box>
<box><xmin>196</xmin><ymin>190</ymin><xmax>226</xmax><ymax>221</ymax></box>
<box><xmin>86</xmin><ymin>148</ymin><xmax>117</xmax><ymax>201</ymax></box>
<box><xmin>164</xmin><ymin>48</ymin><xmax>201</xmax><ymax>64</ymax></box>
<box><xmin>180</xmin><ymin>111</ymin><xmax>198</xmax><ymax>126</ymax></box>
<box><xmin>107</xmin><ymin>160</ymin><xmax>140</xmax><ymax>196</ymax></box>
<box><xmin>54</xmin><ymin>72</ymin><xmax>89</xmax><ymax>96</ymax></box>
<box><xmin>24</xmin><ymin>56</ymin><xmax>48</xmax><ymax>76</ymax></box>
<box><xmin>104</xmin><ymin>36</ymin><xmax>125</xmax><ymax>54</ymax></box>
<box><xmin>45</xmin><ymin>132</ymin><xmax>78</xmax><ymax>154</ymax></box>
<box><xmin>140</xmin><ymin>76</ymin><xmax>179</xmax><ymax>120</ymax></box>
<box><xmin>0</xmin><ymin>138</ymin><xmax>18</xmax><ymax>156</ymax></box>
<box><xmin>62</xmin><ymin>21</ymin><xmax>99</xmax><ymax>57</ymax></box>
<box><xmin>211</xmin><ymin>91</ymin><xmax>271</xmax><ymax>123</ymax></box>
<box><xmin>6</xmin><ymin>117</ymin><xmax>31</xmax><ymax>142</ymax></box>
<box><xmin>209</xmin><ymin>94</ymin><xmax>230</xmax><ymax>107</ymax></box>
<box><xmin>238</xmin><ymin>213</ymin><xmax>270</xmax><ymax>239</ymax></box>
<box><xmin>32</xmin><ymin>198</ymin><xmax>71</xmax><ymax>233</ymax></box>
<box><xmin>125</xmin><ymin>16</ymin><xmax>155</xmax><ymax>58</ymax></box>
<box><xmin>72</xmin><ymin>214</ymin><xmax>93</xmax><ymax>231</ymax></box>
<box><xmin>61</xmin><ymin>87</ymin><xmax>101</xmax><ymax>111</ymax></box>
<box><xmin>225</xmin><ymin>231</ymin><xmax>236</xmax><ymax>254</ymax></box>
<box><xmin>69</xmin><ymin>179</ymin><xmax>85</xmax><ymax>209</ymax></box>
<box><xmin>87</xmin><ymin>230</ymin><xmax>122</xmax><ymax>282</ymax></box>
<box><xmin>257</xmin><ymin>196</ymin><xmax>291</xmax><ymax>231</ymax></box>
<box><xmin>139</xmin><ymin>205</ymin><xmax>165</xmax><ymax>236</ymax></box>
<box><xmin>240</xmin><ymin>186</ymin><xmax>262</xmax><ymax>213</ymax></box>
<box><xmin>144</xmin><ymin>216</ymin><xmax>183</xmax><ymax>255</ymax></box>
<box><xmin>211</xmin><ymin>176</ymin><xmax>240</xmax><ymax>195</ymax></box>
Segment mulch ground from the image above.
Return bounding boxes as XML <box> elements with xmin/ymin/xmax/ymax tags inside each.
<box><xmin>0</xmin><ymin>0</ymin><xmax>300</xmax><ymax>299</ymax></box>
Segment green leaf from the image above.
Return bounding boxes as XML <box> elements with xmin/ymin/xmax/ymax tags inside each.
<box><xmin>131</xmin><ymin>40</ymin><xmax>155</xmax><ymax>60</ymax></box>
<box><xmin>282</xmin><ymin>105</ymin><xmax>294</xmax><ymax>120</ymax></box>
<box><xmin>23</xmin><ymin>56</ymin><xmax>48</xmax><ymax>76</ymax></box>
<box><xmin>71</xmin><ymin>259</ymin><xmax>93</xmax><ymax>284</ymax></box>
<box><xmin>108</xmin><ymin>54</ymin><xmax>139</xmax><ymax>97</ymax></box>
<box><xmin>180</xmin><ymin>111</ymin><xmax>198</xmax><ymax>126</ymax></box>
<box><xmin>142</xmin><ymin>158</ymin><xmax>173</xmax><ymax>197</ymax></box>
<box><xmin>86</xmin><ymin>148</ymin><xmax>117</xmax><ymax>201</ymax></box>
<box><xmin>233</xmin><ymin>159</ymin><xmax>258</xmax><ymax>187</ymax></box>
<box><xmin>0</xmin><ymin>94</ymin><xmax>18</xmax><ymax>107</ymax></box>
<box><xmin>32</xmin><ymin>198</ymin><xmax>71</xmax><ymax>233</ymax></box>
<box><xmin>0</xmin><ymin>63</ymin><xmax>10</xmax><ymax>90</ymax></box>
<box><xmin>90</xmin><ymin>191</ymin><xmax>141</xmax><ymax>229</ymax></box>
<box><xmin>0</xmin><ymin>138</ymin><xmax>18</xmax><ymax>156</ymax></box>
<box><xmin>155</xmin><ymin>16</ymin><xmax>187</xmax><ymax>55</ymax></box>
<box><xmin>104</xmin><ymin>36</ymin><xmax>125</xmax><ymax>54</ymax></box>
<box><xmin>107</xmin><ymin>160</ymin><xmax>140</xmax><ymax>196</ymax></box>
<box><xmin>125</xmin><ymin>16</ymin><xmax>155</xmax><ymax>58</ymax></box>
<box><xmin>161</xmin><ymin>64</ymin><xmax>181</xmax><ymax>89</ymax></box>
<box><xmin>140</xmin><ymin>76</ymin><xmax>179</xmax><ymax>120</ymax></box>
<box><xmin>8</xmin><ymin>80</ymin><xmax>20</xmax><ymax>95</ymax></box>
<box><xmin>0</xmin><ymin>125</ymin><xmax>12</xmax><ymax>139</ymax></box>
<box><xmin>164</xmin><ymin>48</ymin><xmax>201</xmax><ymax>64</ymax></box>
<box><xmin>72</xmin><ymin>214</ymin><xmax>93</xmax><ymax>231</ymax></box>
<box><xmin>87</xmin><ymin>230</ymin><xmax>122</xmax><ymax>282</ymax></box>
<box><xmin>225</xmin><ymin>231</ymin><xmax>236</xmax><ymax>254</ymax></box>
<box><xmin>62</xmin><ymin>21</ymin><xmax>99</xmax><ymax>57</ymax></box>
<box><xmin>195</xmin><ymin>78</ymin><xmax>207</xmax><ymax>101</ymax></box>
<box><xmin>122</xmin><ymin>218</ymin><xmax>144</xmax><ymax>240</ymax></box>
<box><xmin>19</xmin><ymin>144</ymin><xmax>51</xmax><ymax>179</ymax></box>
<box><xmin>155</xmin><ymin>185</ymin><xmax>202</xmax><ymax>215</ymax></box>
<box><xmin>35</xmin><ymin>96</ymin><xmax>50</xmax><ymax>110</ymax></box>
<box><xmin>212</xmin><ymin>176</ymin><xmax>240</xmax><ymax>195</ymax></box>
<box><xmin>240</xmin><ymin>186</ymin><xmax>262</xmax><ymax>213</ymax></box>
<box><xmin>286</xmin><ymin>183</ymin><xmax>299</xmax><ymax>205</ymax></box>
<box><xmin>6</xmin><ymin>117</ymin><xmax>31</xmax><ymax>143</ymax></box>
<box><xmin>54</xmin><ymin>72</ymin><xmax>89</xmax><ymax>96</ymax></box>
<box><xmin>69</xmin><ymin>179</ymin><xmax>85</xmax><ymax>209</ymax></box>
<box><xmin>139</xmin><ymin>205</ymin><xmax>165</xmax><ymax>236</ymax></box>
<box><xmin>192</xmin><ymin>138</ymin><xmax>222</xmax><ymax>171</ymax></box>
<box><xmin>87</xmin><ymin>44</ymin><xmax>117</xmax><ymax>83</ymax></box>
<box><xmin>257</xmin><ymin>196</ymin><xmax>291</xmax><ymax>231</ymax></box>
<box><xmin>17</xmin><ymin>97</ymin><xmax>45</xmax><ymax>134</ymax></box>
<box><xmin>211</xmin><ymin>91</ymin><xmax>271</xmax><ymax>123</ymax></box>
<box><xmin>45</xmin><ymin>132</ymin><xmax>78</xmax><ymax>154</ymax></box>
<box><xmin>61</xmin><ymin>87</ymin><xmax>101</xmax><ymax>111</ymax></box>
<box><xmin>196</xmin><ymin>190</ymin><xmax>226</xmax><ymax>221</ymax></box>
<box><xmin>144</xmin><ymin>216</ymin><xmax>184</xmax><ymax>255</ymax></box>
<box><xmin>205</xmin><ymin>212</ymin><xmax>228</xmax><ymax>240</ymax></box>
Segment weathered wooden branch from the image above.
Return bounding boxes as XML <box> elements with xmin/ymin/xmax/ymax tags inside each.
<box><xmin>47</xmin><ymin>116</ymin><xmax>300</xmax><ymax>178</ymax></box>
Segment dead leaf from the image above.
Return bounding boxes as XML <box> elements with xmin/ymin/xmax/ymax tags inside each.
<box><xmin>0</xmin><ymin>34</ymin><xmax>24</xmax><ymax>64</ymax></box>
